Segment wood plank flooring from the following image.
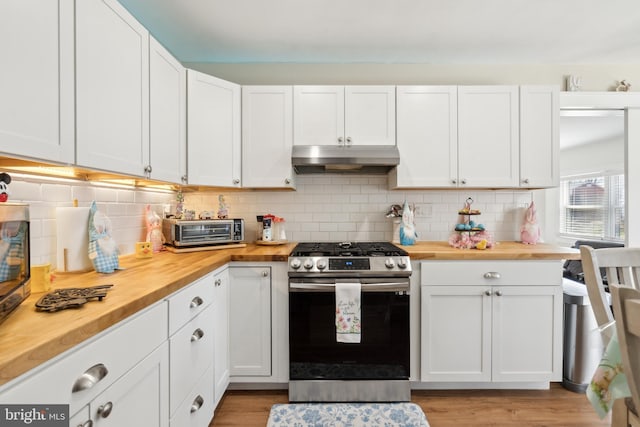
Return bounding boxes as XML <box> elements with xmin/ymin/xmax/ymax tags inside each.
<box><xmin>209</xmin><ymin>384</ymin><xmax>610</xmax><ymax>427</ymax></box>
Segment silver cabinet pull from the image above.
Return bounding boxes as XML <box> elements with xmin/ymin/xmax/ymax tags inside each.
<box><xmin>346</xmin><ymin>136</ymin><xmax>352</xmax><ymax>145</ymax></box>
<box><xmin>190</xmin><ymin>296</ymin><xmax>203</xmax><ymax>309</ymax></box>
<box><xmin>451</xmin><ymin>179</ymin><xmax>457</xmax><ymax>184</ymax></box>
<box><xmin>262</xmin><ymin>270</ymin><xmax>269</xmax><ymax>277</ymax></box>
<box><xmin>72</xmin><ymin>363</ymin><xmax>108</xmax><ymax>393</ymax></box>
<box><xmin>483</xmin><ymin>272</ymin><xmax>501</xmax><ymax>280</ymax></box>
<box><xmin>233</xmin><ymin>178</ymin><xmax>240</xmax><ymax>185</ymax></box>
<box><xmin>522</xmin><ymin>178</ymin><xmax>530</xmax><ymax>184</ymax></box>
<box><xmin>77</xmin><ymin>420</ymin><xmax>93</xmax><ymax>427</ymax></box>
<box><xmin>461</xmin><ymin>178</ymin><xmax>467</xmax><ymax>185</ymax></box>
<box><xmin>484</xmin><ymin>290</ymin><xmax>492</xmax><ymax>296</ymax></box>
<box><xmin>495</xmin><ymin>290</ymin><xmax>503</xmax><ymax>296</ymax></box>
<box><xmin>191</xmin><ymin>328</ymin><xmax>205</xmax><ymax>342</ymax></box>
<box><xmin>181</xmin><ymin>175</ymin><xmax>188</xmax><ymax>183</ymax></box>
<box><xmin>190</xmin><ymin>395</ymin><xmax>204</xmax><ymax>413</ymax></box>
<box><xmin>144</xmin><ymin>165</ymin><xmax>152</xmax><ymax>174</ymax></box>
<box><xmin>214</xmin><ymin>279</ymin><xmax>221</xmax><ymax>287</ymax></box>
<box><xmin>97</xmin><ymin>401</ymin><xmax>113</xmax><ymax>418</ymax></box>
<box><xmin>338</xmin><ymin>136</ymin><xmax>344</xmax><ymax>145</ymax></box>
<box><xmin>284</xmin><ymin>178</ymin><xmax>291</xmax><ymax>184</ymax></box>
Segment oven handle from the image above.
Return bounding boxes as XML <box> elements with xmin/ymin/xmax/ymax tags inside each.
<box><xmin>289</xmin><ymin>281</ymin><xmax>409</xmax><ymax>292</ymax></box>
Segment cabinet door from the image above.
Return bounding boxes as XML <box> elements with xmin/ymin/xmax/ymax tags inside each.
<box><xmin>228</xmin><ymin>266</ymin><xmax>271</xmax><ymax>376</ymax></box>
<box><xmin>149</xmin><ymin>37</ymin><xmax>186</xmax><ymax>184</ymax></box>
<box><xmin>492</xmin><ymin>286</ymin><xmax>562</xmax><ymax>382</ymax></box>
<box><xmin>392</xmin><ymin>86</ymin><xmax>457</xmax><ymax>188</ymax></box>
<box><xmin>458</xmin><ymin>86</ymin><xmax>519</xmax><ymax>187</ymax></box>
<box><xmin>0</xmin><ymin>0</ymin><xmax>74</xmax><ymax>163</ymax></box>
<box><xmin>293</xmin><ymin>86</ymin><xmax>344</xmax><ymax>146</ymax></box>
<box><xmin>242</xmin><ymin>86</ymin><xmax>295</xmax><ymax>188</ymax></box>
<box><xmin>421</xmin><ymin>285</ymin><xmax>491</xmax><ymax>382</ymax></box>
<box><xmin>345</xmin><ymin>86</ymin><xmax>396</xmax><ymax>146</ymax></box>
<box><xmin>187</xmin><ymin>70</ymin><xmax>241</xmax><ymax>187</ymax></box>
<box><xmin>91</xmin><ymin>342</ymin><xmax>169</xmax><ymax>427</ymax></box>
<box><xmin>213</xmin><ymin>268</ymin><xmax>229</xmax><ymax>408</ymax></box>
<box><xmin>169</xmin><ymin>364</ymin><xmax>214</xmax><ymax>427</ymax></box>
<box><xmin>76</xmin><ymin>0</ymin><xmax>149</xmax><ymax>177</ymax></box>
<box><xmin>519</xmin><ymin>85</ymin><xmax>559</xmax><ymax>188</ymax></box>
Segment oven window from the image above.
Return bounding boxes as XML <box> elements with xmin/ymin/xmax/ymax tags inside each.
<box><xmin>289</xmin><ymin>291</ymin><xmax>409</xmax><ymax>380</ymax></box>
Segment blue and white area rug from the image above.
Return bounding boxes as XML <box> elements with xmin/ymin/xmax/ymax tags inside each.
<box><xmin>267</xmin><ymin>402</ymin><xmax>429</xmax><ymax>427</ymax></box>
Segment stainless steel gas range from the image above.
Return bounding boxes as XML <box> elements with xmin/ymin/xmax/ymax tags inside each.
<box><xmin>288</xmin><ymin>242</ymin><xmax>412</xmax><ymax>402</ymax></box>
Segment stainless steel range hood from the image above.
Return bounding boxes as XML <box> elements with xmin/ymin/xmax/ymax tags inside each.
<box><xmin>291</xmin><ymin>145</ymin><xmax>400</xmax><ymax>174</ymax></box>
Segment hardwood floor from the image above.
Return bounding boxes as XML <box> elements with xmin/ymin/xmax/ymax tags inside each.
<box><xmin>210</xmin><ymin>384</ymin><xmax>611</xmax><ymax>427</ymax></box>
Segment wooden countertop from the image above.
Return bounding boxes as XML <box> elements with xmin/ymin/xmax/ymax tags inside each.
<box><xmin>403</xmin><ymin>241</ymin><xmax>581</xmax><ymax>260</ymax></box>
<box><xmin>0</xmin><ymin>240</ymin><xmax>577</xmax><ymax>386</ymax></box>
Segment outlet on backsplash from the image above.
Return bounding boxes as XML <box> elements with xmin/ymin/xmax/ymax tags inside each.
<box><xmin>413</xmin><ymin>203</ymin><xmax>433</xmax><ymax>218</ymax></box>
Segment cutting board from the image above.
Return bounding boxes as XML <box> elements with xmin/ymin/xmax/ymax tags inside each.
<box><xmin>164</xmin><ymin>243</ymin><xmax>247</xmax><ymax>253</ymax></box>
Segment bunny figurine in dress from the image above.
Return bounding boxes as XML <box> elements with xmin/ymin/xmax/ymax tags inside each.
<box><xmin>521</xmin><ymin>201</ymin><xmax>541</xmax><ymax>245</ymax></box>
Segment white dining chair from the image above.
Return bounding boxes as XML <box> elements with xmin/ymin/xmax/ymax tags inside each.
<box><xmin>611</xmin><ymin>284</ymin><xmax>640</xmax><ymax>427</ymax></box>
<box><xmin>581</xmin><ymin>245</ymin><xmax>640</xmax><ymax>427</ymax></box>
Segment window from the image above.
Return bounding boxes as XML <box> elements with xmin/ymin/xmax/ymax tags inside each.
<box><xmin>559</xmin><ymin>173</ymin><xmax>625</xmax><ymax>241</ymax></box>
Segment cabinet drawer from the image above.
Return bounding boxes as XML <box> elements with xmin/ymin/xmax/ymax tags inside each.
<box><xmin>421</xmin><ymin>260</ymin><xmax>562</xmax><ymax>286</ymax></box>
<box><xmin>170</xmin><ymin>364</ymin><xmax>215</xmax><ymax>427</ymax></box>
<box><xmin>169</xmin><ymin>304</ymin><xmax>215</xmax><ymax>416</ymax></box>
<box><xmin>1</xmin><ymin>301</ymin><xmax>167</xmax><ymax>415</ymax></box>
<box><xmin>168</xmin><ymin>273</ymin><xmax>214</xmax><ymax>336</ymax></box>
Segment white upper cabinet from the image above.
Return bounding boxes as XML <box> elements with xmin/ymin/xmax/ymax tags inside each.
<box><xmin>149</xmin><ymin>37</ymin><xmax>187</xmax><ymax>185</ymax></box>
<box><xmin>0</xmin><ymin>0</ymin><xmax>74</xmax><ymax>164</ymax></box>
<box><xmin>75</xmin><ymin>0</ymin><xmax>150</xmax><ymax>177</ymax></box>
<box><xmin>242</xmin><ymin>86</ymin><xmax>295</xmax><ymax>189</ymax></box>
<box><xmin>187</xmin><ymin>70</ymin><xmax>241</xmax><ymax>187</ymax></box>
<box><xmin>458</xmin><ymin>86</ymin><xmax>519</xmax><ymax>188</ymax></box>
<box><xmin>519</xmin><ymin>85</ymin><xmax>559</xmax><ymax>188</ymax></box>
<box><xmin>293</xmin><ymin>86</ymin><xmax>396</xmax><ymax>146</ymax></box>
<box><xmin>391</xmin><ymin>86</ymin><xmax>458</xmax><ymax>188</ymax></box>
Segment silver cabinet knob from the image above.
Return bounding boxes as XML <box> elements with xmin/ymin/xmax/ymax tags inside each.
<box><xmin>190</xmin><ymin>328</ymin><xmax>205</xmax><ymax>342</ymax></box>
<box><xmin>190</xmin><ymin>296</ymin><xmax>203</xmax><ymax>309</ymax></box>
<box><xmin>484</xmin><ymin>290</ymin><xmax>492</xmax><ymax>296</ymax></box>
<box><xmin>262</xmin><ymin>270</ymin><xmax>269</xmax><ymax>277</ymax></box>
<box><xmin>285</xmin><ymin>178</ymin><xmax>291</xmax><ymax>184</ymax></box>
<box><xmin>522</xmin><ymin>178</ymin><xmax>530</xmax><ymax>184</ymax></box>
<box><xmin>190</xmin><ymin>395</ymin><xmax>204</xmax><ymax>414</ymax></box>
<box><xmin>346</xmin><ymin>136</ymin><xmax>352</xmax><ymax>145</ymax></box>
<box><xmin>461</xmin><ymin>178</ymin><xmax>467</xmax><ymax>185</ymax></box>
<box><xmin>72</xmin><ymin>364</ymin><xmax>109</xmax><ymax>393</ymax></box>
<box><xmin>97</xmin><ymin>402</ymin><xmax>113</xmax><ymax>418</ymax></box>
<box><xmin>338</xmin><ymin>136</ymin><xmax>344</xmax><ymax>145</ymax></box>
<box><xmin>451</xmin><ymin>179</ymin><xmax>457</xmax><ymax>184</ymax></box>
<box><xmin>181</xmin><ymin>175</ymin><xmax>188</xmax><ymax>183</ymax></box>
<box><xmin>483</xmin><ymin>272</ymin><xmax>501</xmax><ymax>280</ymax></box>
<box><xmin>233</xmin><ymin>178</ymin><xmax>240</xmax><ymax>185</ymax></box>
<box><xmin>77</xmin><ymin>420</ymin><xmax>93</xmax><ymax>427</ymax></box>
<box><xmin>495</xmin><ymin>290</ymin><xmax>503</xmax><ymax>297</ymax></box>
<box><xmin>215</xmin><ymin>278</ymin><xmax>222</xmax><ymax>287</ymax></box>
<box><xmin>144</xmin><ymin>165</ymin><xmax>152</xmax><ymax>174</ymax></box>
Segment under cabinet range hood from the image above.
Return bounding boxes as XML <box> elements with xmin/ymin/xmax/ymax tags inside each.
<box><xmin>291</xmin><ymin>145</ymin><xmax>400</xmax><ymax>174</ymax></box>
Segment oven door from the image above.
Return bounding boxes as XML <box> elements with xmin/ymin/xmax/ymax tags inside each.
<box><xmin>288</xmin><ymin>277</ymin><xmax>410</xmax><ymax>381</ymax></box>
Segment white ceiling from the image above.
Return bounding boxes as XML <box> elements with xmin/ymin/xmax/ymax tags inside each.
<box><xmin>118</xmin><ymin>0</ymin><xmax>640</xmax><ymax>64</ymax></box>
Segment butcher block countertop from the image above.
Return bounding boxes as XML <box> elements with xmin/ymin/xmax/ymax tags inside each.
<box><xmin>0</xmin><ymin>240</ymin><xmax>577</xmax><ymax>386</ymax></box>
<box><xmin>403</xmin><ymin>241</ymin><xmax>581</xmax><ymax>260</ymax></box>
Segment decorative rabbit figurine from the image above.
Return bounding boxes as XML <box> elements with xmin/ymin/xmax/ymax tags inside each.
<box><xmin>145</xmin><ymin>205</ymin><xmax>165</xmax><ymax>253</ymax></box>
<box><xmin>521</xmin><ymin>201</ymin><xmax>541</xmax><ymax>245</ymax></box>
<box><xmin>88</xmin><ymin>201</ymin><xmax>120</xmax><ymax>273</ymax></box>
<box><xmin>399</xmin><ymin>200</ymin><xmax>417</xmax><ymax>246</ymax></box>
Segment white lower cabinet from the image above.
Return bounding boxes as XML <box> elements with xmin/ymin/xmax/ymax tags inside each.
<box><xmin>74</xmin><ymin>342</ymin><xmax>169</xmax><ymax>427</ymax></box>
<box><xmin>420</xmin><ymin>260</ymin><xmax>563</xmax><ymax>384</ymax></box>
<box><xmin>0</xmin><ymin>301</ymin><xmax>168</xmax><ymax>424</ymax></box>
<box><xmin>213</xmin><ymin>268</ymin><xmax>230</xmax><ymax>407</ymax></box>
<box><xmin>228</xmin><ymin>266</ymin><xmax>272</xmax><ymax>377</ymax></box>
<box><xmin>166</xmin><ymin>272</ymin><xmax>216</xmax><ymax>426</ymax></box>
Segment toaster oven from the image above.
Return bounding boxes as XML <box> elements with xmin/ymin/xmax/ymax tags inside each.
<box><xmin>163</xmin><ymin>218</ymin><xmax>244</xmax><ymax>247</ymax></box>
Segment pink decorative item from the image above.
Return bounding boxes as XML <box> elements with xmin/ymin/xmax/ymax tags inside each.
<box><xmin>521</xmin><ymin>201</ymin><xmax>541</xmax><ymax>245</ymax></box>
<box><xmin>145</xmin><ymin>205</ymin><xmax>165</xmax><ymax>253</ymax></box>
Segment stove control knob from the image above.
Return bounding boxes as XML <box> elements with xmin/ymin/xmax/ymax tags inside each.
<box><xmin>397</xmin><ymin>258</ymin><xmax>408</xmax><ymax>269</ymax></box>
<box><xmin>316</xmin><ymin>259</ymin><xmax>327</xmax><ymax>270</ymax></box>
<box><xmin>290</xmin><ymin>259</ymin><xmax>301</xmax><ymax>270</ymax></box>
<box><xmin>384</xmin><ymin>258</ymin><xmax>396</xmax><ymax>269</ymax></box>
<box><xmin>303</xmin><ymin>259</ymin><xmax>315</xmax><ymax>270</ymax></box>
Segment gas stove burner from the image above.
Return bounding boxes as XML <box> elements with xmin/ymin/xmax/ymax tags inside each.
<box><xmin>290</xmin><ymin>242</ymin><xmax>408</xmax><ymax>258</ymax></box>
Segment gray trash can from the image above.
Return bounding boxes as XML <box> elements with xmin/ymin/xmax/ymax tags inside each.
<box><xmin>562</xmin><ymin>279</ymin><xmax>606</xmax><ymax>393</ymax></box>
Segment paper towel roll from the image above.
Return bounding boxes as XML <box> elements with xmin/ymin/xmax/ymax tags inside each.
<box><xmin>56</xmin><ymin>207</ymin><xmax>92</xmax><ymax>272</ymax></box>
